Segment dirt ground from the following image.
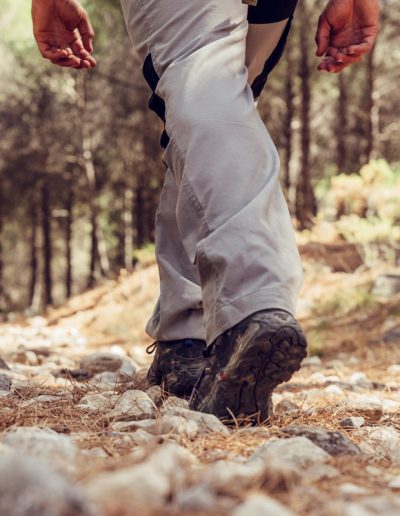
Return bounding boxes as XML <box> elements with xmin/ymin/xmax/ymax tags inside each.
<box><xmin>1</xmin><ymin>243</ymin><xmax>400</xmax><ymax>515</ymax></box>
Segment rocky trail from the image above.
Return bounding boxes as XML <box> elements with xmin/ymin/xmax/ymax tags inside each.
<box><xmin>1</xmin><ymin>254</ymin><xmax>400</xmax><ymax>515</ymax></box>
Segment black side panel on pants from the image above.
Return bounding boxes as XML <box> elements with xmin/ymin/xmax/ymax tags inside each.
<box><xmin>248</xmin><ymin>0</ymin><xmax>298</xmax><ymax>23</ymax></box>
<box><xmin>142</xmin><ymin>0</ymin><xmax>298</xmax><ymax>148</ymax></box>
<box><xmin>250</xmin><ymin>16</ymin><xmax>294</xmax><ymax>100</ymax></box>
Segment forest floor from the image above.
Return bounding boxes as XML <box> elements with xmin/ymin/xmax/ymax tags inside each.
<box><xmin>1</xmin><ymin>237</ymin><xmax>400</xmax><ymax>515</ymax></box>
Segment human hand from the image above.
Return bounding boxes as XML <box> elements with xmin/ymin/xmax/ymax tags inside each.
<box><xmin>315</xmin><ymin>0</ymin><xmax>379</xmax><ymax>73</ymax></box>
<box><xmin>32</xmin><ymin>0</ymin><xmax>96</xmax><ymax>69</ymax></box>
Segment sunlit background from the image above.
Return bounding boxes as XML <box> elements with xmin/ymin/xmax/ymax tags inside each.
<box><xmin>0</xmin><ymin>0</ymin><xmax>399</xmax><ymax>315</ymax></box>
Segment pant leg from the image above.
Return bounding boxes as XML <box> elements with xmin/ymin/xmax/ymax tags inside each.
<box><xmin>146</xmin><ymin>169</ymin><xmax>206</xmax><ymax>341</ymax></box>
<box><xmin>120</xmin><ymin>0</ymin><xmax>303</xmax><ymax>345</ymax></box>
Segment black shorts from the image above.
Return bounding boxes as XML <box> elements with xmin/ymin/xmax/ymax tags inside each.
<box><xmin>247</xmin><ymin>0</ymin><xmax>298</xmax><ymax>24</ymax></box>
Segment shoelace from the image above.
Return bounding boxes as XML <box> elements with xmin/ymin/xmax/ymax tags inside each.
<box><xmin>146</xmin><ymin>342</ymin><xmax>157</xmax><ymax>355</ymax></box>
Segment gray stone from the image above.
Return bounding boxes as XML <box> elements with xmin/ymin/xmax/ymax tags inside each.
<box><xmin>282</xmin><ymin>424</ymin><xmax>361</xmax><ymax>456</ymax></box>
<box><xmin>110</xmin><ymin>419</ymin><xmax>156</xmax><ymax>432</ymax></box>
<box><xmin>306</xmin><ymin>463</ymin><xmax>341</xmax><ymax>482</ymax></box>
<box><xmin>341</xmin><ymin>397</ymin><xmax>383</xmax><ymax>421</ymax></box>
<box><xmin>105</xmin><ymin>390</ymin><xmax>156</xmax><ymax>421</ymax></box>
<box><xmin>77</xmin><ymin>393</ymin><xmax>119</xmax><ymax>413</ymax></box>
<box><xmin>0</xmin><ymin>373</ymin><xmax>12</xmax><ymax>391</ymax></box>
<box><xmin>84</xmin><ymin>442</ymin><xmax>197</xmax><ymax>511</ymax></box>
<box><xmin>152</xmin><ymin>415</ymin><xmax>199</xmax><ymax>440</ymax></box>
<box><xmin>250</xmin><ymin>436</ymin><xmax>330</xmax><ymax>468</ymax></box>
<box><xmin>0</xmin><ymin>455</ymin><xmax>95</xmax><ymax>516</ymax></box>
<box><xmin>365</xmin><ymin>426</ymin><xmax>400</xmax><ymax>464</ymax></box>
<box><xmin>0</xmin><ymin>358</ymin><xmax>10</xmax><ymax>370</ymax></box>
<box><xmin>163</xmin><ymin>407</ymin><xmax>230</xmax><ymax>435</ymax></box>
<box><xmin>146</xmin><ymin>385</ymin><xmax>163</xmax><ymax>405</ymax></box>
<box><xmin>340</xmin><ymin>416</ymin><xmax>365</xmax><ymax>429</ymax></box>
<box><xmin>274</xmin><ymin>399</ymin><xmax>300</xmax><ymax>415</ymax></box>
<box><xmin>195</xmin><ymin>460</ymin><xmax>266</xmax><ymax>496</ymax></box>
<box><xmin>160</xmin><ymin>396</ymin><xmax>189</xmax><ymax>412</ymax></box>
<box><xmin>2</xmin><ymin>427</ymin><xmax>77</xmax><ymax>471</ymax></box>
<box><xmin>232</xmin><ymin>493</ymin><xmax>295</xmax><ymax>516</ymax></box>
<box><xmin>80</xmin><ymin>352</ymin><xmax>123</xmax><ymax>374</ymax></box>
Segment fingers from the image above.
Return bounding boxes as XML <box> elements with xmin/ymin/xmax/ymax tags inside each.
<box><xmin>346</xmin><ymin>36</ymin><xmax>376</xmax><ymax>56</ymax></box>
<box><xmin>77</xmin><ymin>13</ymin><xmax>95</xmax><ymax>54</ymax></box>
<box><xmin>70</xmin><ymin>38</ymin><xmax>97</xmax><ymax>67</ymax></box>
<box><xmin>317</xmin><ymin>54</ymin><xmax>362</xmax><ymax>73</ymax></box>
<box><xmin>315</xmin><ymin>14</ymin><xmax>331</xmax><ymax>57</ymax></box>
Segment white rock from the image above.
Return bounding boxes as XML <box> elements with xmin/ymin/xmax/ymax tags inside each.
<box><xmin>389</xmin><ymin>475</ymin><xmax>400</xmax><ymax>489</ymax></box>
<box><xmin>146</xmin><ymin>385</ymin><xmax>163</xmax><ymax>405</ymax></box>
<box><xmin>349</xmin><ymin>372</ymin><xmax>370</xmax><ymax>386</ymax></box>
<box><xmin>176</xmin><ymin>484</ymin><xmax>218</xmax><ymax>511</ymax></box>
<box><xmin>77</xmin><ymin>393</ymin><xmax>119</xmax><ymax>413</ymax></box>
<box><xmin>302</xmin><ymin>356</ymin><xmax>322</xmax><ymax>367</ymax></box>
<box><xmin>232</xmin><ymin>493</ymin><xmax>295</xmax><ymax>516</ymax></box>
<box><xmin>153</xmin><ymin>415</ymin><xmax>199</xmax><ymax>440</ymax></box>
<box><xmin>0</xmin><ymin>455</ymin><xmax>94</xmax><ymax>516</ymax></box>
<box><xmin>325</xmin><ymin>385</ymin><xmax>344</xmax><ymax>396</ymax></box>
<box><xmin>163</xmin><ymin>407</ymin><xmax>229</xmax><ymax>435</ymax></box>
<box><xmin>2</xmin><ymin>427</ymin><xmax>77</xmax><ymax>471</ymax></box>
<box><xmin>161</xmin><ymin>396</ymin><xmax>189</xmax><ymax>412</ymax></box>
<box><xmin>367</xmin><ymin>426</ymin><xmax>400</xmax><ymax>464</ymax></box>
<box><xmin>91</xmin><ymin>371</ymin><xmax>119</xmax><ymax>388</ymax></box>
<box><xmin>306</xmin><ymin>463</ymin><xmax>340</xmax><ymax>482</ymax></box>
<box><xmin>105</xmin><ymin>390</ymin><xmax>156</xmax><ymax>421</ymax></box>
<box><xmin>196</xmin><ymin>460</ymin><xmax>265</xmax><ymax>496</ymax></box>
<box><xmin>344</xmin><ymin>503</ymin><xmax>375</xmax><ymax>516</ymax></box>
<box><xmin>84</xmin><ymin>442</ymin><xmax>197</xmax><ymax>510</ymax></box>
<box><xmin>387</xmin><ymin>365</ymin><xmax>400</xmax><ymax>374</ymax></box>
<box><xmin>342</xmin><ymin>396</ymin><xmax>383</xmax><ymax>420</ymax></box>
<box><xmin>381</xmin><ymin>399</ymin><xmax>400</xmax><ymax>413</ymax></box>
<box><xmin>339</xmin><ymin>483</ymin><xmax>370</xmax><ymax>496</ymax></box>
<box><xmin>250</xmin><ymin>436</ymin><xmax>330</xmax><ymax>468</ymax></box>
<box><xmin>110</xmin><ymin>419</ymin><xmax>156</xmax><ymax>432</ymax></box>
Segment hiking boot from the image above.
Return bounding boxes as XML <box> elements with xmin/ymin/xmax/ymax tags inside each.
<box><xmin>146</xmin><ymin>339</ymin><xmax>207</xmax><ymax>398</ymax></box>
<box><xmin>189</xmin><ymin>309</ymin><xmax>307</xmax><ymax>424</ymax></box>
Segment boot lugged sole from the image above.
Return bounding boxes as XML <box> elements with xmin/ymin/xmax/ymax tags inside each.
<box><xmin>195</xmin><ymin>316</ymin><xmax>307</xmax><ymax>424</ymax></box>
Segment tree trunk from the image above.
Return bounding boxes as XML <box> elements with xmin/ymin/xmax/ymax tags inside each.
<box><xmin>295</xmin><ymin>0</ymin><xmax>317</xmax><ymax>229</ymax></box>
<box><xmin>123</xmin><ymin>186</ymin><xmax>134</xmax><ymax>272</ymax></box>
<box><xmin>77</xmin><ymin>74</ymin><xmax>110</xmax><ymax>289</ymax></box>
<box><xmin>28</xmin><ymin>200</ymin><xmax>38</xmax><ymax>308</ymax></box>
<box><xmin>283</xmin><ymin>37</ymin><xmax>294</xmax><ymax>203</ymax></box>
<box><xmin>364</xmin><ymin>47</ymin><xmax>379</xmax><ymax>163</ymax></box>
<box><xmin>135</xmin><ymin>176</ymin><xmax>146</xmax><ymax>248</ymax></box>
<box><xmin>0</xmin><ymin>185</ymin><xmax>5</xmax><ymax>312</ymax></box>
<box><xmin>337</xmin><ymin>73</ymin><xmax>348</xmax><ymax>172</ymax></box>
<box><xmin>65</xmin><ymin>181</ymin><xmax>73</xmax><ymax>298</ymax></box>
<box><xmin>41</xmin><ymin>181</ymin><xmax>53</xmax><ymax>306</ymax></box>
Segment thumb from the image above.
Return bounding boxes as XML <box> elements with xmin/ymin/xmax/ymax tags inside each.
<box><xmin>315</xmin><ymin>14</ymin><xmax>331</xmax><ymax>56</ymax></box>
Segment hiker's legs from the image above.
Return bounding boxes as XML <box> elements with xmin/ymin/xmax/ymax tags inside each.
<box><xmin>120</xmin><ymin>0</ymin><xmax>302</xmax><ymax>344</ymax></box>
<box><xmin>146</xmin><ymin>169</ymin><xmax>205</xmax><ymax>341</ymax></box>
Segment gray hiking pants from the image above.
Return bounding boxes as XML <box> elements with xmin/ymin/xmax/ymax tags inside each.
<box><xmin>120</xmin><ymin>0</ymin><xmax>303</xmax><ymax>345</ymax></box>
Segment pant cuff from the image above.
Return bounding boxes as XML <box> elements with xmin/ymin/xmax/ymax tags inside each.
<box><xmin>204</xmin><ymin>285</ymin><xmax>297</xmax><ymax>345</ymax></box>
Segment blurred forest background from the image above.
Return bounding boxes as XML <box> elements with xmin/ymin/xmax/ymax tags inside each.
<box><xmin>0</xmin><ymin>0</ymin><xmax>399</xmax><ymax>314</ymax></box>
